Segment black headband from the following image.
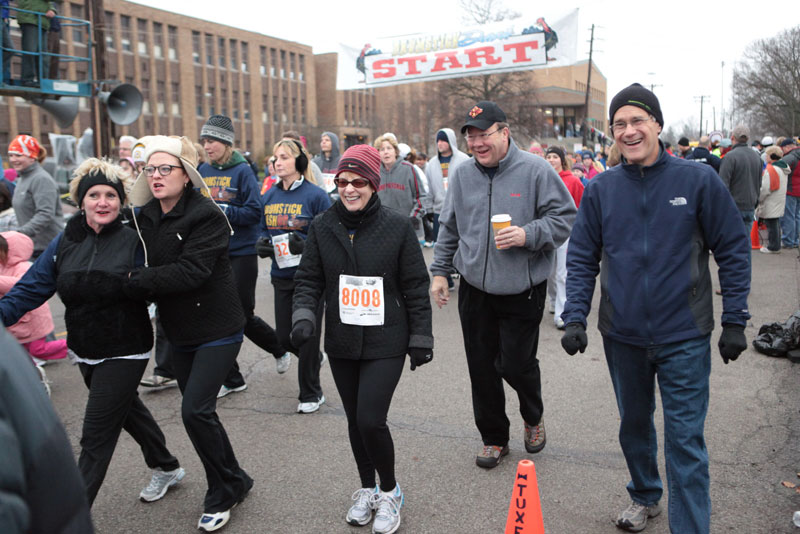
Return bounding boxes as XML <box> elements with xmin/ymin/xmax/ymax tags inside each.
<box><xmin>76</xmin><ymin>172</ymin><xmax>126</xmax><ymax>207</ymax></box>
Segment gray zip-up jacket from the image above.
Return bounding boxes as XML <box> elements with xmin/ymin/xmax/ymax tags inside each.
<box><xmin>12</xmin><ymin>161</ymin><xmax>64</xmax><ymax>254</ymax></box>
<box><xmin>425</xmin><ymin>128</ymin><xmax>471</xmax><ymax>213</ymax></box>
<box><xmin>430</xmin><ymin>139</ymin><xmax>576</xmax><ymax>295</ymax></box>
<box><xmin>719</xmin><ymin>142</ymin><xmax>762</xmax><ymax>211</ymax></box>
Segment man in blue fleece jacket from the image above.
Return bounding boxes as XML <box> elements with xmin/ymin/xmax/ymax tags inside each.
<box><xmin>561</xmin><ymin>83</ymin><xmax>750</xmax><ymax>533</ymax></box>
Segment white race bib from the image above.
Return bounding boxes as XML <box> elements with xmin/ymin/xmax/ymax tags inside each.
<box><xmin>322</xmin><ymin>173</ymin><xmax>337</xmax><ymax>193</ymax></box>
<box><xmin>338</xmin><ymin>275</ymin><xmax>384</xmax><ymax>326</ymax></box>
<box><xmin>273</xmin><ymin>233</ymin><xmax>301</xmax><ymax>269</ymax></box>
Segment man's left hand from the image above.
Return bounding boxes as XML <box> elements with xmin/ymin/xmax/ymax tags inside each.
<box><xmin>718</xmin><ymin>324</ymin><xmax>747</xmax><ymax>364</ymax></box>
<box><xmin>495</xmin><ymin>225</ymin><xmax>526</xmax><ymax>249</ymax></box>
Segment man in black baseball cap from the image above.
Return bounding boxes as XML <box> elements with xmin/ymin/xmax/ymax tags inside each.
<box><xmin>431</xmin><ymin>99</ymin><xmax>577</xmax><ymax>469</ymax></box>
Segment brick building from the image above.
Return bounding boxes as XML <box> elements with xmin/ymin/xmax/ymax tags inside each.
<box><xmin>0</xmin><ymin>1</ymin><xmax>607</xmax><ymax>163</ymax></box>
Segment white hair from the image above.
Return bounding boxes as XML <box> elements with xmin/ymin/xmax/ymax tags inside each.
<box><xmin>119</xmin><ymin>135</ymin><xmax>138</xmax><ymax>147</ymax></box>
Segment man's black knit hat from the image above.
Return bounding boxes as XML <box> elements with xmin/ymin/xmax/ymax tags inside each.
<box><xmin>200</xmin><ymin>114</ymin><xmax>235</xmax><ymax>146</ymax></box>
<box><xmin>609</xmin><ymin>83</ymin><xmax>663</xmax><ymax>128</ymax></box>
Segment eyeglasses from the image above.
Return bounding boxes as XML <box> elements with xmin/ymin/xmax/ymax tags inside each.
<box><xmin>465</xmin><ymin>127</ymin><xmax>502</xmax><ymax>142</ymax></box>
<box><xmin>611</xmin><ymin>116</ymin><xmax>654</xmax><ymax>134</ymax></box>
<box><xmin>143</xmin><ymin>164</ymin><xmax>183</xmax><ymax>177</ymax></box>
<box><xmin>334</xmin><ymin>177</ymin><xmax>371</xmax><ymax>188</ymax></box>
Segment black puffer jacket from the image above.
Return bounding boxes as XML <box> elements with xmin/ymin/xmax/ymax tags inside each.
<box><xmin>0</xmin><ymin>327</ymin><xmax>94</xmax><ymax>534</ymax></box>
<box><xmin>292</xmin><ymin>196</ymin><xmax>433</xmax><ymax>360</ymax></box>
<box><xmin>126</xmin><ymin>187</ymin><xmax>245</xmax><ymax>346</ymax></box>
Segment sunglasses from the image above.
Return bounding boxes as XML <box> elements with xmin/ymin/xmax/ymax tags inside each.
<box><xmin>334</xmin><ymin>177</ymin><xmax>371</xmax><ymax>188</ymax></box>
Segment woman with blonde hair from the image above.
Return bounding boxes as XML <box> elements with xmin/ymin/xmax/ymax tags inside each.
<box><xmin>256</xmin><ymin>138</ymin><xmax>331</xmax><ymax>413</ymax></box>
<box><xmin>0</xmin><ymin>157</ymin><xmax>184</xmax><ymax>507</ymax></box>
<box><xmin>373</xmin><ymin>134</ymin><xmax>426</xmax><ymax>226</ymax></box>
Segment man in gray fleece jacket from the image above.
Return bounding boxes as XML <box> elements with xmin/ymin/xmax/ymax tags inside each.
<box><xmin>429</xmin><ymin>101</ymin><xmax>576</xmax><ymax>469</ymax></box>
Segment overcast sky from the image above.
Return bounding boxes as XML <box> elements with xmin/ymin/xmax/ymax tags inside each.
<box><xmin>132</xmin><ymin>0</ymin><xmax>800</xmax><ymax>135</ymax></box>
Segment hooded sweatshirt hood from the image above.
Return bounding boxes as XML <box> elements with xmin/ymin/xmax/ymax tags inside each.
<box><xmin>425</xmin><ymin>128</ymin><xmax>470</xmax><ymax>213</ymax></box>
<box><xmin>312</xmin><ymin>131</ymin><xmax>341</xmax><ymax>174</ymax></box>
<box><xmin>1</xmin><ymin>231</ymin><xmax>32</xmax><ymax>269</ymax></box>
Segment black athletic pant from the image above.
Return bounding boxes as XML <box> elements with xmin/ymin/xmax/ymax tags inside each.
<box><xmin>272</xmin><ymin>276</ymin><xmax>324</xmax><ymax>403</ymax></box>
<box><xmin>224</xmin><ymin>254</ymin><xmax>285</xmax><ymax>389</ymax></box>
<box><xmin>171</xmin><ymin>342</ymin><xmax>253</xmax><ymax>513</ymax></box>
<box><xmin>457</xmin><ymin>279</ymin><xmax>546</xmax><ymax>446</ymax></box>
<box><xmin>78</xmin><ymin>358</ymin><xmax>180</xmax><ymax>505</ymax></box>
<box><xmin>152</xmin><ymin>313</ymin><xmax>173</xmax><ymax>379</ymax></box>
<box><xmin>329</xmin><ymin>356</ymin><xmax>404</xmax><ymax>491</ymax></box>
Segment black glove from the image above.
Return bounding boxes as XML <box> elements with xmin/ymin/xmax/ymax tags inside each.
<box><xmin>561</xmin><ymin>323</ymin><xmax>588</xmax><ymax>355</ymax></box>
<box><xmin>424</xmin><ymin>213</ymin><xmax>435</xmax><ymax>223</ymax></box>
<box><xmin>290</xmin><ymin>320</ymin><xmax>314</xmax><ymax>349</ymax></box>
<box><xmin>718</xmin><ymin>324</ymin><xmax>746</xmax><ymax>364</ymax></box>
<box><xmin>255</xmin><ymin>236</ymin><xmax>274</xmax><ymax>259</ymax></box>
<box><xmin>408</xmin><ymin>347</ymin><xmax>433</xmax><ymax>371</ymax></box>
<box><xmin>288</xmin><ymin>232</ymin><xmax>305</xmax><ymax>255</ymax></box>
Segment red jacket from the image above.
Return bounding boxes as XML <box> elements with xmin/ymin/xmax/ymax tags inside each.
<box><xmin>558</xmin><ymin>170</ymin><xmax>584</xmax><ymax>209</ymax></box>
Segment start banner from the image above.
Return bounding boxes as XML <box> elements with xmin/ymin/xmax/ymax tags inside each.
<box><xmin>336</xmin><ymin>9</ymin><xmax>578</xmax><ymax>90</ymax></box>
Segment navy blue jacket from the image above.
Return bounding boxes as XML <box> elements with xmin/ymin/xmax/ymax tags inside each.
<box><xmin>563</xmin><ymin>145</ymin><xmax>751</xmax><ymax>346</ymax></box>
<box><xmin>686</xmin><ymin>146</ymin><xmax>721</xmax><ymax>173</ymax></box>
<box><xmin>198</xmin><ymin>156</ymin><xmax>261</xmax><ymax>256</ymax></box>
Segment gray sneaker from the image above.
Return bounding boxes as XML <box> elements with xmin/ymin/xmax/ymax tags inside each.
<box><xmin>139</xmin><ymin>467</ymin><xmax>185</xmax><ymax>502</ymax></box>
<box><xmin>614</xmin><ymin>500</ymin><xmax>661</xmax><ymax>532</ymax></box>
<box><xmin>370</xmin><ymin>484</ymin><xmax>403</xmax><ymax>534</ymax></box>
<box><xmin>140</xmin><ymin>374</ymin><xmax>178</xmax><ymax>388</ymax></box>
<box><xmin>275</xmin><ymin>352</ymin><xmax>291</xmax><ymax>374</ymax></box>
<box><xmin>346</xmin><ymin>486</ymin><xmax>377</xmax><ymax>526</ymax></box>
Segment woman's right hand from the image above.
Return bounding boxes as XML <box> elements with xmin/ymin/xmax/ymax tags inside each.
<box><xmin>255</xmin><ymin>236</ymin><xmax>274</xmax><ymax>259</ymax></box>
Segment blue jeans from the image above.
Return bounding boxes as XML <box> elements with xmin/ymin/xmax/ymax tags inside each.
<box><xmin>603</xmin><ymin>335</ymin><xmax>711</xmax><ymax>534</ymax></box>
<box><xmin>781</xmin><ymin>195</ymin><xmax>800</xmax><ymax>248</ymax></box>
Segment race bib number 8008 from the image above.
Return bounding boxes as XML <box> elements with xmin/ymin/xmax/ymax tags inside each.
<box><xmin>339</xmin><ymin>275</ymin><xmax>384</xmax><ymax>326</ymax></box>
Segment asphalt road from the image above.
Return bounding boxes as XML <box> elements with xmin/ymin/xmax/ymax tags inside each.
<box><xmin>41</xmin><ymin>247</ymin><xmax>800</xmax><ymax>533</ymax></box>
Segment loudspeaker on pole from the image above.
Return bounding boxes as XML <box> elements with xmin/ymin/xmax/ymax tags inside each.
<box><xmin>97</xmin><ymin>83</ymin><xmax>143</xmax><ymax>126</ymax></box>
<box><xmin>31</xmin><ymin>97</ymin><xmax>80</xmax><ymax>129</ymax></box>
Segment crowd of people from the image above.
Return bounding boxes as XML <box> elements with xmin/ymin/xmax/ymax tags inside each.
<box><xmin>0</xmin><ymin>81</ymin><xmax>798</xmax><ymax>533</ymax></box>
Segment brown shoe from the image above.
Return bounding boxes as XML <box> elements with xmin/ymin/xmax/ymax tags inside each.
<box><xmin>475</xmin><ymin>444</ymin><xmax>509</xmax><ymax>468</ymax></box>
<box><xmin>524</xmin><ymin>418</ymin><xmax>546</xmax><ymax>453</ymax></box>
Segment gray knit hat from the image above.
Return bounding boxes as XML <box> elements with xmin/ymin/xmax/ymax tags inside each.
<box><xmin>200</xmin><ymin>114</ymin><xmax>235</xmax><ymax>146</ymax></box>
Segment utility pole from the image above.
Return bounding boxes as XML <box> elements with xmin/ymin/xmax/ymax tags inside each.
<box><xmin>720</xmin><ymin>61</ymin><xmax>725</xmax><ymax>133</ymax></box>
<box><xmin>581</xmin><ymin>24</ymin><xmax>594</xmax><ymax>148</ymax></box>
<box><xmin>87</xmin><ymin>0</ymin><xmax>110</xmax><ymax>157</ymax></box>
<box><xmin>694</xmin><ymin>95</ymin><xmax>710</xmax><ymax>137</ymax></box>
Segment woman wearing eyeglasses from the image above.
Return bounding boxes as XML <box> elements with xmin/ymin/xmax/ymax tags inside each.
<box><xmin>256</xmin><ymin>138</ymin><xmax>331</xmax><ymax>413</ymax></box>
<box><xmin>125</xmin><ymin>136</ymin><xmax>252</xmax><ymax>532</ymax></box>
<box><xmin>291</xmin><ymin>145</ymin><xmax>433</xmax><ymax>534</ymax></box>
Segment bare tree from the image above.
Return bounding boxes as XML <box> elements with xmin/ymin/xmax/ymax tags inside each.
<box><xmin>439</xmin><ymin>0</ymin><xmax>545</xmax><ymax>142</ymax></box>
<box><xmin>730</xmin><ymin>26</ymin><xmax>800</xmax><ymax>137</ymax></box>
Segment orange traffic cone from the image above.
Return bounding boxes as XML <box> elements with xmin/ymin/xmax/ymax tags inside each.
<box><xmin>504</xmin><ymin>459</ymin><xmax>545</xmax><ymax>534</ymax></box>
<box><xmin>750</xmin><ymin>220</ymin><xmax>760</xmax><ymax>250</ymax></box>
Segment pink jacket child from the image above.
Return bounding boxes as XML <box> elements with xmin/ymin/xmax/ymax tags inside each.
<box><xmin>0</xmin><ymin>232</ymin><xmax>67</xmax><ymax>362</ymax></box>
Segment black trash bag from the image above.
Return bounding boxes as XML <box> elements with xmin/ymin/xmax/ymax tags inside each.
<box><xmin>752</xmin><ymin>310</ymin><xmax>800</xmax><ymax>358</ymax></box>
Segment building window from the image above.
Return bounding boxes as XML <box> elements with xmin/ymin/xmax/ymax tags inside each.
<box><xmin>168</xmin><ymin>26</ymin><xmax>178</xmax><ymax>60</ymax></box>
<box><xmin>218</xmin><ymin>37</ymin><xmax>226</xmax><ymax>68</ymax></box>
<box><xmin>205</xmin><ymin>34</ymin><xmax>214</xmax><ymax>66</ymax></box>
<box><xmin>221</xmin><ymin>87</ymin><xmax>227</xmax><ymax>116</ymax></box>
<box><xmin>244</xmin><ymin>91</ymin><xmax>250</xmax><ymax>120</ymax></box>
<box><xmin>156</xmin><ymin>81</ymin><xmax>166</xmax><ymax>114</ymax></box>
<box><xmin>270</xmin><ymin>48</ymin><xmax>277</xmax><ymax>77</ymax></box>
<box><xmin>137</xmin><ymin>19</ymin><xmax>148</xmax><ymax>55</ymax></box>
<box><xmin>229</xmin><ymin>39</ymin><xmax>237</xmax><ymax>73</ymax></box>
<box><xmin>192</xmin><ymin>31</ymin><xmax>201</xmax><ymax>63</ymax></box>
<box><xmin>240</xmin><ymin>42</ymin><xmax>248</xmax><ymax>73</ymax></box>
<box><xmin>298</xmin><ymin>55</ymin><xmax>305</xmax><ymax>82</ymax></box>
<box><xmin>208</xmin><ymin>87</ymin><xmax>216</xmax><ymax>115</ymax></box>
<box><xmin>272</xmin><ymin>95</ymin><xmax>279</xmax><ymax>123</ymax></box>
<box><xmin>259</xmin><ymin>46</ymin><xmax>267</xmax><ymax>76</ymax></box>
<box><xmin>262</xmin><ymin>93</ymin><xmax>268</xmax><ymax>123</ymax></box>
<box><xmin>152</xmin><ymin>22</ymin><xmax>163</xmax><ymax>59</ymax></box>
<box><xmin>104</xmin><ymin>11</ymin><xmax>115</xmax><ymax>50</ymax></box>
<box><xmin>301</xmin><ymin>98</ymin><xmax>306</xmax><ymax>124</ymax></box>
<box><xmin>195</xmin><ymin>85</ymin><xmax>203</xmax><ymax>116</ymax></box>
<box><xmin>289</xmin><ymin>53</ymin><xmax>295</xmax><ymax>80</ymax></box>
<box><xmin>280</xmin><ymin>50</ymin><xmax>286</xmax><ymax>78</ymax></box>
<box><xmin>120</xmin><ymin>16</ymin><xmax>131</xmax><ymax>52</ymax></box>
<box><xmin>233</xmin><ymin>90</ymin><xmax>239</xmax><ymax>119</ymax></box>
<box><xmin>171</xmin><ymin>82</ymin><xmax>180</xmax><ymax>115</ymax></box>
<box><xmin>70</xmin><ymin>4</ymin><xmax>84</xmax><ymax>43</ymax></box>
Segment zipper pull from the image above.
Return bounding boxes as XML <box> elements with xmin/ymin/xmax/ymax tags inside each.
<box><xmin>177</xmin><ymin>233</ymin><xmax>182</xmax><ymax>241</ymax></box>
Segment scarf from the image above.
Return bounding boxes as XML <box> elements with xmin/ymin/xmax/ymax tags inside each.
<box><xmin>333</xmin><ymin>193</ymin><xmax>381</xmax><ymax>230</ymax></box>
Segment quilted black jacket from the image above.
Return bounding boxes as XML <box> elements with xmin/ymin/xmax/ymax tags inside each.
<box><xmin>126</xmin><ymin>187</ymin><xmax>245</xmax><ymax>346</ymax></box>
<box><xmin>292</xmin><ymin>199</ymin><xmax>433</xmax><ymax>360</ymax></box>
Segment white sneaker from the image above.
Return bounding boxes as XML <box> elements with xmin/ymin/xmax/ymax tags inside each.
<box><xmin>198</xmin><ymin>509</ymin><xmax>231</xmax><ymax>532</ymax></box>
<box><xmin>555</xmin><ymin>317</ymin><xmax>565</xmax><ymax>329</ymax></box>
<box><xmin>275</xmin><ymin>352</ymin><xmax>291</xmax><ymax>374</ymax></box>
<box><xmin>759</xmin><ymin>246</ymin><xmax>780</xmax><ymax>254</ymax></box>
<box><xmin>217</xmin><ymin>384</ymin><xmax>247</xmax><ymax>399</ymax></box>
<box><xmin>371</xmin><ymin>484</ymin><xmax>403</xmax><ymax>534</ymax></box>
<box><xmin>297</xmin><ymin>395</ymin><xmax>325</xmax><ymax>414</ymax></box>
<box><xmin>140</xmin><ymin>374</ymin><xmax>178</xmax><ymax>388</ymax></box>
<box><xmin>139</xmin><ymin>467</ymin><xmax>185</xmax><ymax>502</ymax></box>
<box><xmin>35</xmin><ymin>364</ymin><xmax>51</xmax><ymax>397</ymax></box>
<box><xmin>346</xmin><ymin>486</ymin><xmax>377</xmax><ymax>526</ymax></box>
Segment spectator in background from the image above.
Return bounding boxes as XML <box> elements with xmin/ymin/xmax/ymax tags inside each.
<box><xmin>757</xmin><ymin>146</ymin><xmax>790</xmax><ymax>254</ymax></box>
<box><xmin>686</xmin><ymin>135</ymin><xmax>721</xmax><ymax>173</ymax></box>
<box><xmin>780</xmin><ymin>137</ymin><xmax>800</xmax><ymax>249</ymax></box>
<box><xmin>311</xmin><ymin>131</ymin><xmax>341</xmax><ymax>175</ymax></box>
<box><xmin>118</xmin><ymin>135</ymin><xmax>137</xmax><ymax>159</ymax></box>
<box><xmin>45</xmin><ymin>12</ymin><xmax>59</xmax><ymax>79</ymax></box>
<box><xmin>0</xmin><ymin>181</ymin><xmax>15</xmax><ymax>231</ymax></box>
<box><xmin>719</xmin><ymin>124</ymin><xmax>762</xmax><ymax>232</ymax></box>
<box><xmin>677</xmin><ymin>137</ymin><xmax>692</xmax><ymax>159</ymax></box>
<box><xmin>8</xmin><ymin>134</ymin><xmax>64</xmax><ymax>258</ymax></box>
<box><xmin>18</xmin><ymin>0</ymin><xmax>57</xmax><ymax>86</ymax></box>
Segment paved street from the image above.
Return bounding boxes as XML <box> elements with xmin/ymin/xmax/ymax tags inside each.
<box><xmin>43</xmin><ymin>248</ymin><xmax>800</xmax><ymax>533</ymax></box>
